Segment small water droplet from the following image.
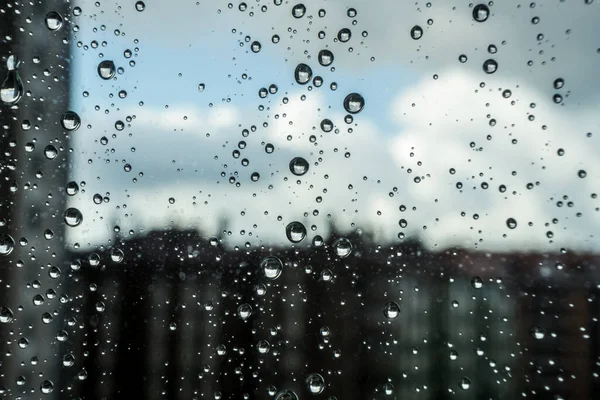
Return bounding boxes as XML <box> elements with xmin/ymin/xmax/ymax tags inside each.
<box><xmin>238</xmin><ymin>303</ymin><xmax>253</xmax><ymax>320</ymax></box>
<box><xmin>44</xmin><ymin>145</ymin><xmax>58</xmax><ymax>160</ymax></box>
<box><xmin>343</xmin><ymin>92</ymin><xmax>365</xmax><ymax>114</ymax></box>
<box><xmin>61</xmin><ymin>111</ymin><xmax>81</xmax><ymax>131</ymax></box>
<box><xmin>0</xmin><ymin>306</ymin><xmax>14</xmax><ymax>323</ymax></box>
<box><xmin>383</xmin><ymin>301</ymin><xmax>400</xmax><ymax>319</ymax></box>
<box><xmin>473</xmin><ymin>4</ymin><xmax>490</xmax><ymax>22</ymax></box>
<box><xmin>40</xmin><ymin>380</ymin><xmax>54</xmax><ymax>394</ymax></box>
<box><xmin>333</xmin><ymin>237</ymin><xmax>352</xmax><ymax>258</ymax></box>
<box><xmin>292</xmin><ymin>3</ymin><xmax>306</xmax><ymax>18</ymax></box>
<box><xmin>135</xmin><ymin>1</ymin><xmax>145</xmax><ymax>11</ymax></box>
<box><xmin>337</xmin><ymin>28</ymin><xmax>352</xmax><ymax>42</ymax></box>
<box><xmin>531</xmin><ymin>326</ymin><xmax>545</xmax><ymax>339</ymax></box>
<box><xmin>553</xmin><ymin>78</ymin><xmax>564</xmax><ymax>89</ymax></box>
<box><xmin>318</xmin><ymin>49</ymin><xmax>334</xmax><ymax>66</ymax></box>
<box><xmin>261</xmin><ymin>256</ymin><xmax>283</xmax><ymax>279</ymax></box>
<box><xmin>286</xmin><ymin>221</ymin><xmax>307</xmax><ymax>243</ymax></box>
<box><xmin>306</xmin><ymin>373</ymin><xmax>325</xmax><ymax>394</ymax></box>
<box><xmin>0</xmin><ymin>55</ymin><xmax>24</xmax><ymax>105</ymax></box>
<box><xmin>251</xmin><ymin>41</ymin><xmax>262</xmax><ymax>53</ymax></box>
<box><xmin>458</xmin><ymin>376</ymin><xmax>471</xmax><ymax>390</ymax></box>
<box><xmin>98</xmin><ymin>60</ymin><xmax>116</xmax><ymax>80</ymax></box>
<box><xmin>506</xmin><ymin>218</ymin><xmax>517</xmax><ymax>229</ymax></box>
<box><xmin>275</xmin><ymin>390</ymin><xmax>298</xmax><ymax>400</ymax></box>
<box><xmin>294</xmin><ymin>63</ymin><xmax>313</xmax><ymax>85</ymax></box>
<box><xmin>289</xmin><ymin>157</ymin><xmax>309</xmax><ymax>176</ymax></box>
<box><xmin>45</xmin><ymin>11</ymin><xmax>63</xmax><ymax>31</ymax></box>
<box><xmin>482</xmin><ymin>59</ymin><xmax>498</xmax><ymax>74</ymax></box>
<box><xmin>410</xmin><ymin>25</ymin><xmax>423</xmax><ymax>40</ymax></box>
<box><xmin>64</xmin><ymin>207</ymin><xmax>83</xmax><ymax>227</ymax></box>
<box><xmin>0</xmin><ymin>234</ymin><xmax>15</xmax><ymax>256</ymax></box>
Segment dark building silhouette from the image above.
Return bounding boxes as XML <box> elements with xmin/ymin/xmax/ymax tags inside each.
<box><xmin>52</xmin><ymin>226</ymin><xmax>600</xmax><ymax>400</ymax></box>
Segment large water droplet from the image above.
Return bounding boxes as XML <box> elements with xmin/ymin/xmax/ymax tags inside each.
<box><xmin>292</xmin><ymin>3</ymin><xmax>306</xmax><ymax>18</ymax></box>
<box><xmin>237</xmin><ymin>303</ymin><xmax>252</xmax><ymax>320</ymax></box>
<box><xmin>44</xmin><ymin>145</ymin><xmax>58</xmax><ymax>160</ymax></box>
<box><xmin>506</xmin><ymin>218</ymin><xmax>517</xmax><ymax>229</ymax></box>
<box><xmin>337</xmin><ymin>28</ymin><xmax>352</xmax><ymax>42</ymax></box>
<box><xmin>0</xmin><ymin>55</ymin><xmax>24</xmax><ymax>105</ymax></box>
<box><xmin>0</xmin><ymin>306</ymin><xmax>14</xmax><ymax>323</ymax></box>
<box><xmin>333</xmin><ymin>237</ymin><xmax>352</xmax><ymax>258</ymax></box>
<box><xmin>98</xmin><ymin>60</ymin><xmax>116</xmax><ymax>80</ymax></box>
<box><xmin>472</xmin><ymin>4</ymin><xmax>490</xmax><ymax>22</ymax></box>
<box><xmin>286</xmin><ymin>221</ymin><xmax>307</xmax><ymax>243</ymax></box>
<box><xmin>0</xmin><ymin>234</ymin><xmax>14</xmax><ymax>256</ymax></box>
<box><xmin>318</xmin><ymin>49</ymin><xmax>334</xmax><ymax>66</ymax></box>
<box><xmin>410</xmin><ymin>25</ymin><xmax>423</xmax><ymax>40</ymax></box>
<box><xmin>384</xmin><ymin>301</ymin><xmax>400</xmax><ymax>319</ymax></box>
<box><xmin>471</xmin><ymin>276</ymin><xmax>483</xmax><ymax>289</ymax></box>
<box><xmin>343</xmin><ymin>93</ymin><xmax>365</xmax><ymax>114</ymax></box>
<box><xmin>306</xmin><ymin>373</ymin><xmax>325</xmax><ymax>394</ymax></box>
<box><xmin>482</xmin><ymin>59</ymin><xmax>498</xmax><ymax>74</ymax></box>
<box><xmin>275</xmin><ymin>390</ymin><xmax>299</xmax><ymax>400</ymax></box>
<box><xmin>294</xmin><ymin>63</ymin><xmax>313</xmax><ymax>85</ymax></box>
<box><xmin>320</xmin><ymin>119</ymin><xmax>333</xmax><ymax>132</ymax></box>
<box><xmin>289</xmin><ymin>157</ymin><xmax>309</xmax><ymax>176</ymax></box>
<box><xmin>251</xmin><ymin>41</ymin><xmax>262</xmax><ymax>53</ymax></box>
<box><xmin>64</xmin><ymin>207</ymin><xmax>83</xmax><ymax>227</ymax></box>
<box><xmin>61</xmin><ymin>111</ymin><xmax>81</xmax><ymax>131</ymax></box>
<box><xmin>45</xmin><ymin>11</ymin><xmax>63</xmax><ymax>31</ymax></box>
<box><xmin>261</xmin><ymin>256</ymin><xmax>283</xmax><ymax>279</ymax></box>
<box><xmin>135</xmin><ymin>1</ymin><xmax>146</xmax><ymax>11</ymax></box>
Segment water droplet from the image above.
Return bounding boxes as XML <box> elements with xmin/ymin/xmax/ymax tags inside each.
<box><xmin>289</xmin><ymin>157</ymin><xmax>309</xmax><ymax>176</ymax></box>
<box><xmin>61</xmin><ymin>111</ymin><xmax>81</xmax><ymax>131</ymax></box>
<box><xmin>383</xmin><ymin>301</ymin><xmax>400</xmax><ymax>319</ymax></box>
<box><xmin>320</xmin><ymin>119</ymin><xmax>333</xmax><ymax>132</ymax></box>
<box><xmin>347</xmin><ymin>8</ymin><xmax>357</xmax><ymax>17</ymax></box>
<box><xmin>292</xmin><ymin>4</ymin><xmax>306</xmax><ymax>18</ymax></box>
<box><xmin>337</xmin><ymin>28</ymin><xmax>351</xmax><ymax>42</ymax></box>
<box><xmin>251</xmin><ymin>41</ymin><xmax>262</xmax><ymax>53</ymax></box>
<box><xmin>40</xmin><ymin>380</ymin><xmax>54</xmax><ymax>394</ymax></box>
<box><xmin>275</xmin><ymin>390</ymin><xmax>298</xmax><ymax>400</ymax></box>
<box><xmin>286</xmin><ymin>221</ymin><xmax>307</xmax><ymax>243</ymax></box>
<box><xmin>110</xmin><ymin>248</ymin><xmax>124</xmax><ymax>263</ymax></box>
<box><xmin>98</xmin><ymin>60</ymin><xmax>116</xmax><ymax>80</ymax></box>
<box><xmin>294</xmin><ymin>63</ymin><xmax>313</xmax><ymax>85</ymax></box>
<box><xmin>473</xmin><ymin>4</ymin><xmax>490</xmax><ymax>22</ymax></box>
<box><xmin>0</xmin><ymin>307</ymin><xmax>14</xmax><ymax>323</ymax></box>
<box><xmin>333</xmin><ymin>237</ymin><xmax>352</xmax><ymax>258</ymax></box>
<box><xmin>482</xmin><ymin>59</ymin><xmax>498</xmax><ymax>74</ymax></box>
<box><xmin>257</xmin><ymin>340</ymin><xmax>270</xmax><ymax>354</ymax></box>
<box><xmin>458</xmin><ymin>376</ymin><xmax>471</xmax><ymax>390</ymax></box>
<box><xmin>44</xmin><ymin>145</ymin><xmax>58</xmax><ymax>160</ymax></box>
<box><xmin>261</xmin><ymin>256</ymin><xmax>283</xmax><ymax>279</ymax></box>
<box><xmin>198</xmin><ymin>83</ymin><xmax>205</xmax><ymax>92</ymax></box>
<box><xmin>553</xmin><ymin>93</ymin><xmax>563</xmax><ymax>104</ymax></box>
<box><xmin>553</xmin><ymin>78</ymin><xmax>564</xmax><ymax>89</ymax></box>
<box><xmin>410</xmin><ymin>25</ymin><xmax>423</xmax><ymax>40</ymax></box>
<box><xmin>238</xmin><ymin>303</ymin><xmax>253</xmax><ymax>320</ymax></box>
<box><xmin>135</xmin><ymin>1</ymin><xmax>145</xmax><ymax>11</ymax></box>
<box><xmin>45</xmin><ymin>11</ymin><xmax>63</xmax><ymax>31</ymax></box>
<box><xmin>471</xmin><ymin>276</ymin><xmax>483</xmax><ymax>289</ymax></box>
<box><xmin>343</xmin><ymin>92</ymin><xmax>365</xmax><ymax>114</ymax></box>
<box><xmin>0</xmin><ymin>234</ymin><xmax>14</xmax><ymax>256</ymax></box>
<box><xmin>531</xmin><ymin>326</ymin><xmax>545</xmax><ymax>339</ymax></box>
<box><xmin>578</xmin><ymin>169</ymin><xmax>587</xmax><ymax>178</ymax></box>
<box><xmin>383</xmin><ymin>382</ymin><xmax>394</xmax><ymax>395</ymax></box>
<box><xmin>0</xmin><ymin>55</ymin><xmax>24</xmax><ymax>105</ymax></box>
<box><xmin>506</xmin><ymin>218</ymin><xmax>517</xmax><ymax>229</ymax></box>
<box><xmin>64</xmin><ymin>207</ymin><xmax>83</xmax><ymax>227</ymax></box>
<box><xmin>318</xmin><ymin>49</ymin><xmax>334</xmax><ymax>66</ymax></box>
<box><xmin>306</xmin><ymin>373</ymin><xmax>325</xmax><ymax>394</ymax></box>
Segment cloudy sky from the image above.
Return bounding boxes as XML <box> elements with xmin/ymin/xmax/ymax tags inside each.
<box><xmin>66</xmin><ymin>0</ymin><xmax>600</xmax><ymax>253</ymax></box>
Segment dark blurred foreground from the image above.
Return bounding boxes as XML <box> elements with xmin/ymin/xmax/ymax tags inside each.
<box><xmin>35</xmin><ymin>228</ymin><xmax>600</xmax><ymax>400</ymax></box>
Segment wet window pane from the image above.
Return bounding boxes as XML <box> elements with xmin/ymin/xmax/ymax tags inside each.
<box><xmin>1</xmin><ymin>1</ymin><xmax>599</xmax><ymax>399</ymax></box>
